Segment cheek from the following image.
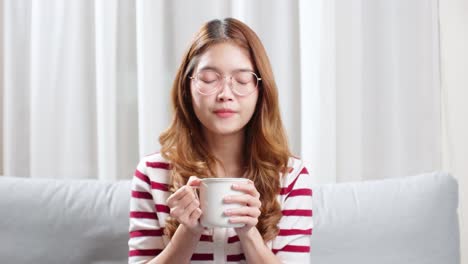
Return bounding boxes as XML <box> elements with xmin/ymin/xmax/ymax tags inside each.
<box><xmin>250</xmin><ymin>93</ymin><xmax>260</xmax><ymax>111</ymax></box>
<box><xmin>243</xmin><ymin>94</ymin><xmax>259</xmax><ymax>118</ymax></box>
<box><xmin>190</xmin><ymin>87</ymin><xmax>203</xmax><ymax>110</ymax></box>
<box><xmin>190</xmin><ymin>89</ymin><xmax>213</xmax><ymax>117</ymax></box>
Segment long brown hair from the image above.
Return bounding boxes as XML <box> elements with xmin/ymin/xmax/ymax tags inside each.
<box><xmin>160</xmin><ymin>18</ymin><xmax>291</xmax><ymax>242</ymax></box>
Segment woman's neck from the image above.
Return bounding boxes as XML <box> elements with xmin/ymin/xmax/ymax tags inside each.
<box><xmin>203</xmin><ymin>129</ymin><xmax>245</xmax><ymax>178</ymax></box>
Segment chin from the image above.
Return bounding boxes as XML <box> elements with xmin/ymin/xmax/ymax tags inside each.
<box><xmin>215</xmin><ymin>129</ymin><xmax>242</xmax><ymax>136</ymax></box>
<box><xmin>210</xmin><ymin>125</ymin><xmax>244</xmax><ymax>136</ymax></box>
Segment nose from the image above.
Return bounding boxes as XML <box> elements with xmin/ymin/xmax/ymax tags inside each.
<box><xmin>216</xmin><ymin>76</ymin><xmax>234</xmax><ymax>101</ymax></box>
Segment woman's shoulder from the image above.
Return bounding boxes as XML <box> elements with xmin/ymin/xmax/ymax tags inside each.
<box><xmin>286</xmin><ymin>156</ymin><xmax>309</xmax><ymax>176</ymax></box>
<box><xmin>279</xmin><ymin>156</ymin><xmax>310</xmax><ymax>188</ymax></box>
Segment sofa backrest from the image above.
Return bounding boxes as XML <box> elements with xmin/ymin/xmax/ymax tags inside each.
<box><xmin>0</xmin><ymin>171</ymin><xmax>460</xmax><ymax>264</ymax></box>
<box><xmin>310</xmin><ymin>171</ymin><xmax>460</xmax><ymax>264</ymax></box>
<box><xmin>0</xmin><ymin>177</ymin><xmax>132</xmax><ymax>264</ymax></box>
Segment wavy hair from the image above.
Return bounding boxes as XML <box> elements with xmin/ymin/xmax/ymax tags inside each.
<box><xmin>160</xmin><ymin>18</ymin><xmax>291</xmax><ymax>242</ymax></box>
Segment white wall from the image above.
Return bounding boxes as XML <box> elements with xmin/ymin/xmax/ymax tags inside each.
<box><xmin>439</xmin><ymin>0</ymin><xmax>468</xmax><ymax>263</ymax></box>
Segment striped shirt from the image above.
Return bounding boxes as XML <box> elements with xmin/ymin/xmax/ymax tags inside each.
<box><xmin>128</xmin><ymin>153</ymin><xmax>313</xmax><ymax>264</ymax></box>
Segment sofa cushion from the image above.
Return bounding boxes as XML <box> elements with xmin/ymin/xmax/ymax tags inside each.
<box><xmin>310</xmin><ymin>171</ymin><xmax>460</xmax><ymax>264</ymax></box>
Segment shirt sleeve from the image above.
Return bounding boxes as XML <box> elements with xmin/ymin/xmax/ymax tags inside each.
<box><xmin>273</xmin><ymin>165</ymin><xmax>314</xmax><ymax>263</ymax></box>
<box><xmin>128</xmin><ymin>160</ymin><xmax>165</xmax><ymax>264</ymax></box>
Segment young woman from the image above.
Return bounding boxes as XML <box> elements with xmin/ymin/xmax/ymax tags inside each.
<box><xmin>128</xmin><ymin>18</ymin><xmax>313</xmax><ymax>264</ymax></box>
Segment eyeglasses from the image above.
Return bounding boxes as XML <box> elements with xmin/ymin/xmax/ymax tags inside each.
<box><xmin>189</xmin><ymin>70</ymin><xmax>261</xmax><ymax>96</ymax></box>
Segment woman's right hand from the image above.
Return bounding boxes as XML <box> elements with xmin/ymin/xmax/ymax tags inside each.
<box><xmin>166</xmin><ymin>176</ymin><xmax>203</xmax><ymax>235</ymax></box>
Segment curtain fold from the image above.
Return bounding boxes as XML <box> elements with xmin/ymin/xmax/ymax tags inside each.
<box><xmin>29</xmin><ymin>0</ymin><xmax>98</xmax><ymax>179</ymax></box>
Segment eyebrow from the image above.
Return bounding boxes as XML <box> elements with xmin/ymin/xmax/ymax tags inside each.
<box><xmin>197</xmin><ymin>65</ymin><xmax>254</xmax><ymax>73</ymax></box>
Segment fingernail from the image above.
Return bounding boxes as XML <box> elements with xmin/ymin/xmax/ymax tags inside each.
<box><xmin>232</xmin><ymin>184</ymin><xmax>239</xmax><ymax>188</ymax></box>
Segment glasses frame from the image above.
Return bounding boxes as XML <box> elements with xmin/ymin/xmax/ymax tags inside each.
<box><xmin>189</xmin><ymin>70</ymin><xmax>262</xmax><ymax>96</ymax></box>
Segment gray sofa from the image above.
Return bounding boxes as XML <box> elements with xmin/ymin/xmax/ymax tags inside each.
<box><xmin>0</xmin><ymin>171</ymin><xmax>460</xmax><ymax>264</ymax></box>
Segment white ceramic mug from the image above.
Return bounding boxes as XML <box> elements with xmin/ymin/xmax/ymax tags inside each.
<box><xmin>198</xmin><ymin>178</ymin><xmax>248</xmax><ymax>228</ymax></box>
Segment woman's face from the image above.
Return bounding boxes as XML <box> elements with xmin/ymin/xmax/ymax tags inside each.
<box><xmin>190</xmin><ymin>42</ymin><xmax>259</xmax><ymax>137</ymax></box>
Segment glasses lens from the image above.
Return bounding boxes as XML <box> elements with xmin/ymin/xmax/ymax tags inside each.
<box><xmin>233</xmin><ymin>72</ymin><xmax>258</xmax><ymax>95</ymax></box>
<box><xmin>196</xmin><ymin>70</ymin><xmax>220</xmax><ymax>94</ymax></box>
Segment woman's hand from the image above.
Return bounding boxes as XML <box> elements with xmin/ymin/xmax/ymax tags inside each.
<box><xmin>166</xmin><ymin>176</ymin><xmax>204</xmax><ymax>235</ymax></box>
<box><xmin>223</xmin><ymin>180</ymin><xmax>262</xmax><ymax>237</ymax></box>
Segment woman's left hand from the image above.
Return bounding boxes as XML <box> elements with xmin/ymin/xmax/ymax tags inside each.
<box><xmin>223</xmin><ymin>180</ymin><xmax>262</xmax><ymax>236</ymax></box>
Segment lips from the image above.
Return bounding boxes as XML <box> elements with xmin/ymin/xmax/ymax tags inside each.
<box><xmin>213</xmin><ymin>108</ymin><xmax>236</xmax><ymax>114</ymax></box>
<box><xmin>213</xmin><ymin>108</ymin><xmax>237</xmax><ymax>118</ymax></box>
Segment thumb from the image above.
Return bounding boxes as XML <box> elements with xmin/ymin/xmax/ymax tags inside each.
<box><xmin>187</xmin><ymin>176</ymin><xmax>202</xmax><ymax>187</ymax></box>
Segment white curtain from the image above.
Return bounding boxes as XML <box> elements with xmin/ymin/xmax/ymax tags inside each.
<box><xmin>3</xmin><ymin>0</ymin><xmax>139</xmax><ymax>179</ymax></box>
<box><xmin>301</xmin><ymin>0</ymin><xmax>442</xmax><ymax>183</ymax></box>
<box><xmin>2</xmin><ymin>0</ymin><xmax>441</xmax><ymax>183</ymax></box>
